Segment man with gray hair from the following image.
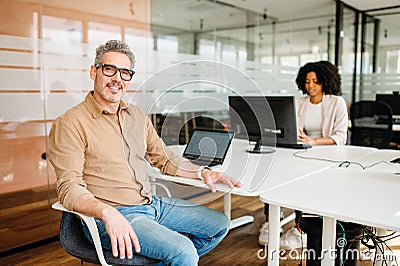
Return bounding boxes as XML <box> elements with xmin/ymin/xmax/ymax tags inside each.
<box><xmin>48</xmin><ymin>40</ymin><xmax>242</xmax><ymax>265</ymax></box>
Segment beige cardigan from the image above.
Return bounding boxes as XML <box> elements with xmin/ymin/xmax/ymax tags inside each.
<box><xmin>296</xmin><ymin>94</ymin><xmax>348</xmax><ymax>145</ymax></box>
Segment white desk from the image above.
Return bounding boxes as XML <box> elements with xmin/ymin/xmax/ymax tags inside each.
<box><xmin>148</xmin><ymin>138</ymin><xmax>336</xmax><ymax>229</ymax></box>
<box><xmin>348</xmin><ymin>120</ymin><xmax>400</xmax><ymax>132</ymax></box>
<box><xmin>260</xmin><ymin>148</ymin><xmax>400</xmax><ymax>266</ymax></box>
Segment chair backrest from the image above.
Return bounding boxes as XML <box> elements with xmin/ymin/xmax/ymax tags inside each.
<box><xmin>350</xmin><ymin>100</ymin><xmax>393</xmax><ymax>149</ymax></box>
<box><xmin>59</xmin><ymin>212</ymin><xmax>160</xmax><ymax>265</ymax></box>
<box><xmin>59</xmin><ymin>212</ymin><xmax>100</xmax><ymax>263</ymax></box>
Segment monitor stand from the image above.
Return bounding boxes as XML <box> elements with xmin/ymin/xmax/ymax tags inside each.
<box><xmin>246</xmin><ymin>138</ymin><xmax>275</xmax><ymax>154</ymax></box>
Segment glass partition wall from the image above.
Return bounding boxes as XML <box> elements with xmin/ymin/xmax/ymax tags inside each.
<box><xmin>0</xmin><ymin>0</ymin><xmax>153</xmax><ymax>253</ymax></box>
<box><xmin>148</xmin><ymin>0</ymin><xmax>337</xmax><ymax>144</ymax></box>
<box><xmin>0</xmin><ymin>2</ymin><xmax>59</xmax><ymax>253</ymax></box>
<box><xmin>1</xmin><ymin>0</ymin><xmax>399</xmax><ymax>254</ymax></box>
<box><xmin>360</xmin><ymin>6</ymin><xmax>400</xmax><ymax>101</ymax></box>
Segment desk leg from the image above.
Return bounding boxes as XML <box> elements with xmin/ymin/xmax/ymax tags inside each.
<box><xmin>224</xmin><ymin>193</ymin><xmax>231</xmax><ymax>220</ymax></box>
<box><xmin>224</xmin><ymin>193</ymin><xmax>254</xmax><ymax>229</ymax></box>
<box><xmin>321</xmin><ymin>217</ymin><xmax>336</xmax><ymax>266</ymax></box>
<box><xmin>268</xmin><ymin>204</ymin><xmax>280</xmax><ymax>266</ymax></box>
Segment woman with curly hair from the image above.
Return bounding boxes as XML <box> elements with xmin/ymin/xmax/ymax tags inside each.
<box><xmin>294</xmin><ymin>61</ymin><xmax>363</xmax><ymax>266</ymax></box>
<box><xmin>295</xmin><ymin>60</ymin><xmax>348</xmax><ymax>146</ymax></box>
<box><xmin>259</xmin><ymin>62</ymin><xmax>356</xmax><ymax>263</ymax></box>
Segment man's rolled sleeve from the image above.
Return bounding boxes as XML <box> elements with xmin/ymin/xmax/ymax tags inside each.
<box><xmin>48</xmin><ymin>114</ymin><xmax>91</xmax><ymax>210</ymax></box>
<box><xmin>56</xmin><ymin>178</ymin><xmax>91</xmax><ymax>210</ymax></box>
<box><xmin>160</xmin><ymin>148</ymin><xmax>186</xmax><ymax>175</ymax></box>
<box><xmin>144</xmin><ymin>117</ymin><xmax>185</xmax><ymax>176</ymax></box>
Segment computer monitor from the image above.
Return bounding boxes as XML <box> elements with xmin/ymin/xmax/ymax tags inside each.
<box><xmin>228</xmin><ymin>95</ymin><xmax>299</xmax><ymax>153</ymax></box>
<box><xmin>265</xmin><ymin>96</ymin><xmax>299</xmax><ymax>145</ymax></box>
<box><xmin>376</xmin><ymin>93</ymin><xmax>400</xmax><ymax>115</ymax></box>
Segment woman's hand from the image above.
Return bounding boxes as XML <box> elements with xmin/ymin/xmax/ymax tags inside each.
<box><xmin>298</xmin><ymin>129</ymin><xmax>336</xmax><ymax>145</ymax></box>
<box><xmin>298</xmin><ymin>129</ymin><xmax>316</xmax><ymax>145</ymax></box>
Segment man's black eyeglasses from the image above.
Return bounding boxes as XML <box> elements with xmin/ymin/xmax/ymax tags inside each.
<box><xmin>95</xmin><ymin>63</ymin><xmax>135</xmax><ymax>81</ymax></box>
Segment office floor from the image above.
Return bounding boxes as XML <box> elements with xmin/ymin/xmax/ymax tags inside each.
<box><xmin>1</xmin><ymin>194</ymin><xmax>399</xmax><ymax>266</ymax></box>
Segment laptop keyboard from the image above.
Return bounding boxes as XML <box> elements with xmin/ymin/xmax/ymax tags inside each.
<box><xmin>276</xmin><ymin>142</ymin><xmax>312</xmax><ymax>149</ymax></box>
<box><xmin>189</xmin><ymin>159</ymin><xmax>220</xmax><ymax>167</ymax></box>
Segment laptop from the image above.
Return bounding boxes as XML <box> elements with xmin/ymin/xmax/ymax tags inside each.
<box><xmin>183</xmin><ymin>129</ymin><xmax>235</xmax><ymax>167</ymax></box>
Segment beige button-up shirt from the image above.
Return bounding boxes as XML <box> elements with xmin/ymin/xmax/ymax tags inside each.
<box><xmin>48</xmin><ymin>92</ymin><xmax>185</xmax><ymax>210</ymax></box>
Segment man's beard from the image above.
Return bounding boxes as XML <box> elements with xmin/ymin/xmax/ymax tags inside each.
<box><xmin>97</xmin><ymin>81</ymin><xmax>123</xmax><ymax>102</ymax></box>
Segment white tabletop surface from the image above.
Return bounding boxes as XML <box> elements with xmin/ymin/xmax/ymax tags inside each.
<box><xmin>149</xmin><ymin>139</ymin><xmax>381</xmax><ymax>197</ymax></box>
<box><xmin>148</xmin><ymin>138</ymin><xmax>337</xmax><ymax>196</ymax></box>
<box><xmin>260</xmin><ymin>148</ymin><xmax>400</xmax><ymax>231</ymax></box>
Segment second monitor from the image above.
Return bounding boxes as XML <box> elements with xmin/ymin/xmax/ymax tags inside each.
<box><xmin>229</xmin><ymin>95</ymin><xmax>308</xmax><ymax>153</ymax></box>
<box><xmin>376</xmin><ymin>93</ymin><xmax>400</xmax><ymax>124</ymax></box>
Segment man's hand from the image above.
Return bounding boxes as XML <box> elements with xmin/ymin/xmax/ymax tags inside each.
<box><xmin>201</xmin><ymin>168</ymin><xmax>243</xmax><ymax>193</ymax></box>
<box><xmin>73</xmin><ymin>195</ymin><xmax>141</xmax><ymax>259</ymax></box>
<box><xmin>101</xmin><ymin>206</ymin><xmax>141</xmax><ymax>259</ymax></box>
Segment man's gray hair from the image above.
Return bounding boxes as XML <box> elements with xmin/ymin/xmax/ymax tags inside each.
<box><xmin>94</xmin><ymin>40</ymin><xmax>135</xmax><ymax>69</ymax></box>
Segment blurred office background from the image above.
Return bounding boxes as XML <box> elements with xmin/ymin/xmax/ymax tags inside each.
<box><xmin>0</xmin><ymin>0</ymin><xmax>399</xmax><ymax>254</ymax></box>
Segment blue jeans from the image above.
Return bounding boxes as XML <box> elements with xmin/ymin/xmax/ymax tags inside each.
<box><xmin>82</xmin><ymin>196</ymin><xmax>230</xmax><ymax>265</ymax></box>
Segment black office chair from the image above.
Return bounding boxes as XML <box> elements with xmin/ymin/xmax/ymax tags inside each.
<box><xmin>52</xmin><ymin>182</ymin><xmax>171</xmax><ymax>265</ymax></box>
<box><xmin>350</xmin><ymin>100</ymin><xmax>393</xmax><ymax>149</ymax></box>
<box><xmin>53</xmin><ymin>202</ymin><xmax>160</xmax><ymax>266</ymax></box>
<box><xmin>60</xmin><ymin>211</ymin><xmax>160</xmax><ymax>266</ymax></box>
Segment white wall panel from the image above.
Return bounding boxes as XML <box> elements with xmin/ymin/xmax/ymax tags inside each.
<box><xmin>0</xmin><ymin>51</ymin><xmax>39</xmax><ymax>67</ymax></box>
<box><xmin>0</xmin><ymin>69</ymin><xmax>41</xmax><ymax>90</ymax></box>
<box><xmin>43</xmin><ymin>69</ymin><xmax>91</xmax><ymax>91</ymax></box>
<box><xmin>43</xmin><ymin>54</ymin><xmax>89</xmax><ymax>69</ymax></box>
<box><xmin>0</xmin><ymin>35</ymin><xmax>39</xmax><ymax>50</ymax></box>
<box><xmin>45</xmin><ymin>93</ymin><xmax>87</xmax><ymax>119</ymax></box>
<box><xmin>0</xmin><ymin>93</ymin><xmax>44</xmax><ymax>122</ymax></box>
<box><xmin>41</xmin><ymin>39</ymin><xmax>90</xmax><ymax>56</ymax></box>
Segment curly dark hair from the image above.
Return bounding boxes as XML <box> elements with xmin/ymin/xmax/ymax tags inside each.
<box><xmin>295</xmin><ymin>61</ymin><xmax>342</xmax><ymax>96</ymax></box>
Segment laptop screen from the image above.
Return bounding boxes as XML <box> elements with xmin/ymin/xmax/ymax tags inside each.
<box><xmin>183</xmin><ymin>129</ymin><xmax>234</xmax><ymax>166</ymax></box>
